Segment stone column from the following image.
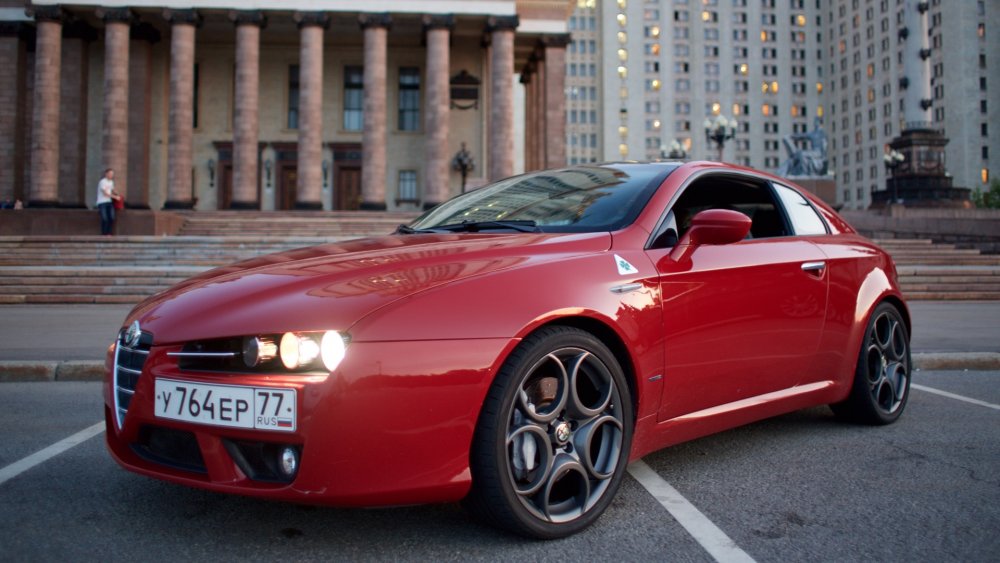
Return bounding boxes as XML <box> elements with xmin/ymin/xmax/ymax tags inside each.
<box><xmin>28</xmin><ymin>6</ymin><xmax>64</xmax><ymax>207</ymax></box>
<box><xmin>542</xmin><ymin>36</ymin><xmax>569</xmax><ymax>169</ymax></box>
<box><xmin>359</xmin><ymin>13</ymin><xmax>390</xmax><ymax>210</ymax></box>
<box><xmin>486</xmin><ymin>16</ymin><xmax>517</xmax><ymax>182</ymax></box>
<box><xmin>0</xmin><ymin>23</ymin><xmax>31</xmax><ymax>203</ymax></box>
<box><xmin>100</xmin><ymin>8</ymin><xmax>132</xmax><ymax>201</ymax></box>
<box><xmin>230</xmin><ymin>11</ymin><xmax>265</xmax><ymax>209</ymax></box>
<box><xmin>519</xmin><ymin>66</ymin><xmax>535</xmax><ymax>172</ymax></box>
<box><xmin>522</xmin><ymin>58</ymin><xmax>539</xmax><ymax>171</ymax></box>
<box><xmin>127</xmin><ymin>23</ymin><xmax>160</xmax><ymax>209</ymax></box>
<box><xmin>164</xmin><ymin>9</ymin><xmax>200</xmax><ymax>209</ymax></box>
<box><xmin>423</xmin><ymin>14</ymin><xmax>453</xmax><ymax>208</ymax></box>
<box><xmin>534</xmin><ymin>55</ymin><xmax>546</xmax><ymax>170</ymax></box>
<box><xmin>58</xmin><ymin>22</ymin><xmax>96</xmax><ymax>208</ymax></box>
<box><xmin>294</xmin><ymin>12</ymin><xmax>329</xmax><ymax>210</ymax></box>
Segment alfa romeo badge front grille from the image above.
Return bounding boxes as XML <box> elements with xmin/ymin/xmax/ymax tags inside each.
<box><xmin>114</xmin><ymin>324</ymin><xmax>152</xmax><ymax>429</ymax></box>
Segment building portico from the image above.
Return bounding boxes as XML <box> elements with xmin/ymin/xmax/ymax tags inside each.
<box><xmin>2</xmin><ymin>0</ymin><xmax>572</xmax><ymax>212</ymax></box>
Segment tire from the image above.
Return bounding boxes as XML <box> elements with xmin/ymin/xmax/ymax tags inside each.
<box><xmin>464</xmin><ymin>326</ymin><xmax>634</xmax><ymax>539</ymax></box>
<box><xmin>831</xmin><ymin>302</ymin><xmax>911</xmax><ymax>425</ymax></box>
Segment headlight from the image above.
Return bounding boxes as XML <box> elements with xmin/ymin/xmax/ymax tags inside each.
<box><xmin>279</xmin><ymin>331</ymin><xmax>348</xmax><ymax>372</ymax></box>
<box><xmin>179</xmin><ymin>331</ymin><xmax>349</xmax><ymax>374</ymax></box>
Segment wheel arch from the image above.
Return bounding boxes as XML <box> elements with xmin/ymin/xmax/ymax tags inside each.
<box><xmin>878</xmin><ymin>294</ymin><xmax>911</xmax><ymax>341</ymax></box>
<box><xmin>517</xmin><ymin>315</ymin><xmax>640</xmax><ymax>423</ymax></box>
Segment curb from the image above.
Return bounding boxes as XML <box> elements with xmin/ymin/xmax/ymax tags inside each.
<box><xmin>0</xmin><ymin>361</ymin><xmax>105</xmax><ymax>382</ymax></box>
<box><xmin>0</xmin><ymin>353</ymin><xmax>998</xmax><ymax>383</ymax></box>
<box><xmin>912</xmin><ymin>352</ymin><xmax>1000</xmax><ymax>371</ymax></box>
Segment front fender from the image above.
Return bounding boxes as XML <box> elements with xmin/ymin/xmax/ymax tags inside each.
<box><xmin>348</xmin><ymin>250</ymin><xmax>665</xmax><ymax>421</ymax></box>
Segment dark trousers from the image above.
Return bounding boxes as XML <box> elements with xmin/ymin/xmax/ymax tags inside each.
<box><xmin>98</xmin><ymin>202</ymin><xmax>115</xmax><ymax>235</ymax></box>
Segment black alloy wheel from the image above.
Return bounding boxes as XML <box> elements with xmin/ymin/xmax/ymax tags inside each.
<box><xmin>464</xmin><ymin>326</ymin><xmax>634</xmax><ymax>539</ymax></box>
<box><xmin>832</xmin><ymin>302</ymin><xmax>911</xmax><ymax>425</ymax></box>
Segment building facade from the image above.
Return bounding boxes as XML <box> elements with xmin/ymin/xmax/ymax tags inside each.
<box><xmin>567</xmin><ymin>0</ymin><xmax>997</xmax><ymax>210</ymax></box>
<box><xmin>0</xmin><ymin>0</ymin><xmax>572</xmax><ymax>212</ymax></box>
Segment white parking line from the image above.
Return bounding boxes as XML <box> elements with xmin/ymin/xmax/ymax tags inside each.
<box><xmin>628</xmin><ymin>460</ymin><xmax>756</xmax><ymax>563</ymax></box>
<box><xmin>0</xmin><ymin>421</ymin><xmax>105</xmax><ymax>487</ymax></box>
<box><xmin>912</xmin><ymin>384</ymin><xmax>1000</xmax><ymax>410</ymax></box>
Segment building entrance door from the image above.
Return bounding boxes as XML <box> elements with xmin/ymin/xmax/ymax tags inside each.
<box><xmin>329</xmin><ymin>143</ymin><xmax>363</xmax><ymax>210</ymax></box>
<box><xmin>271</xmin><ymin>143</ymin><xmax>299</xmax><ymax>210</ymax></box>
<box><xmin>335</xmin><ymin>167</ymin><xmax>361</xmax><ymax>210</ymax></box>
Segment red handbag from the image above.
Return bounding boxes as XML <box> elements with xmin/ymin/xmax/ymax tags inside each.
<box><xmin>113</xmin><ymin>197</ymin><xmax>124</xmax><ymax>210</ymax></box>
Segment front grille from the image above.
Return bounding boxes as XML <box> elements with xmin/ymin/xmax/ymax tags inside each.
<box><xmin>114</xmin><ymin>327</ymin><xmax>153</xmax><ymax>428</ymax></box>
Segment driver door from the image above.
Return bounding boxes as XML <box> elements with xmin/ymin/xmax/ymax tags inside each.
<box><xmin>645</xmin><ymin>174</ymin><xmax>829</xmax><ymax>422</ymax></box>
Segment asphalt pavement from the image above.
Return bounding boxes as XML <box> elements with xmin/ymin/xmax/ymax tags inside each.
<box><xmin>1</xmin><ymin>372</ymin><xmax>996</xmax><ymax>560</ymax></box>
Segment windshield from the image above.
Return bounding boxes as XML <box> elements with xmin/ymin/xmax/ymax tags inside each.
<box><xmin>408</xmin><ymin>164</ymin><xmax>676</xmax><ymax>233</ymax></box>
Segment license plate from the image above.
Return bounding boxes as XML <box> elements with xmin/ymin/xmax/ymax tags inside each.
<box><xmin>154</xmin><ymin>379</ymin><xmax>296</xmax><ymax>432</ymax></box>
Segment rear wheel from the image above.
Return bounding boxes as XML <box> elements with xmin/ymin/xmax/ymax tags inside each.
<box><xmin>831</xmin><ymin>302</ymin><xmax>911</xmax><ymax>425</ymax></box>
<box><xmin>464</xmin><ymin>326</ymin><xmax>633</xmax><ymax>539</ymax></box>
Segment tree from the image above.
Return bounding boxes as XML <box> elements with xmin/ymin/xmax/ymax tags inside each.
<box><xmin>971</xmin><ymin>179</ymin><xmax>1000</xmax><ymax>209</ymax></box>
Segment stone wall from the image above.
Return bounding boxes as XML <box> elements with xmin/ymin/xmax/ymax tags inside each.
<box><xmin>842</xmin><ymin>207</ymin><xmax>1000</xmax><ymax>249</ymax></box>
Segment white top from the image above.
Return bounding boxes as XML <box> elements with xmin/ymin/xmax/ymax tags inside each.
<box><xmin>96</xmin><ymin>178</ymin><xmax>114</xmax><ymax>205</ymax></box>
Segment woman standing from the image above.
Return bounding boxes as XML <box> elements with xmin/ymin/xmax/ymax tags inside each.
<box><xmin>96</xmin><ymin>168</ymin><xmax>120</xmax><ymax>235</ymax></box>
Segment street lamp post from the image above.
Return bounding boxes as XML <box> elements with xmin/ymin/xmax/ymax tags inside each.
<box><xmin>704</xmin><ymin>115</ymin><xmax>737</xmax><ymax>162</ymax></box>
<box><xmin>660</xmin><ymin>139</ymin><xmax>687</xmax><ymax>160</ymax></box>
<box><xmin>883</xmin><ymin>149</ymin><xmax>905</xmax><ymax>203</ymax></box>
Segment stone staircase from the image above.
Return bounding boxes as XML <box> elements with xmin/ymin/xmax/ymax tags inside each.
<box><xmin>0</xmin><ymin>229</ymin><xmax>996</xmax><ymax>304</ymax></box>
<box><xmin>175</xmin><ymin>210</ymin><xmax>417</xmax><ymax>238</ymax></box>
<box><xmin>873</xmin><ymin>239</ymin><xmax>1000</xmax><ymax>300</ymax></box>
<box><xmin>0</xmin><ymin>211</ymin><xmax>419</xmax><ymax>304</ymax></box>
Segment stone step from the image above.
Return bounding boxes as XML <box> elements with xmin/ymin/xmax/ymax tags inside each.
<box><xmin>900</xmin><ymin>282</ymin><xmax>1000</xmax><ymax>292</ymax></box>
<box><xmin>0</xmin><ymin>235</ymin><xmax>997</xmax><ymax>303</ymax></box>
<box><xmin>0</xmin><ymin>284</ymin><xmax>169</xmax><ymax>295</ymax></box>
<box><xmin>0</xmin><ymin>276</ymin><xmax>190</xmax><ymax>286</ymax></box>
<box><xmin>0</xmin><ymin>294</ymin><xmax>150</xmax><ymax>305</ymax></box>
<box><xmin>904</xmin><ymin>291</ymin><xmax>1000</xmax><ymax>301</ymax></box>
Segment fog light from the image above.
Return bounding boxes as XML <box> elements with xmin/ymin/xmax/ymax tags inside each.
<box><xmin>279</xmin><ymin>446</ymin><xmax>299</xmax><ymax>479</ymax></box>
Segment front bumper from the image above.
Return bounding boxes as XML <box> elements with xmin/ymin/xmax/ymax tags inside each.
<box><xmin>104</xmin><ymin>338</ymin><xmax>512</xmax><ymax>506</ymax></box>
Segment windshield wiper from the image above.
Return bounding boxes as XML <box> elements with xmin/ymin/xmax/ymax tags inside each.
<box><xmin>395</xmin><ymin>220</ymin><xmax>540</xmax><ymax>235</ymax></box>
<box><xmin>394</xmin><ymin>224</ymin><xmax>436</xmax><ymax>235</ymax></box>
<box><xmin>433</xmin><ymin>220</ymin><xmax>540</xmax><ymax>233</ymax></box>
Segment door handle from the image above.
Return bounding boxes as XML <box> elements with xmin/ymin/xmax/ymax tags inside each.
<box><xmin>801</xmin><ymin>261</ymin><xmax>826</xmax><ymax>277</ymax></box>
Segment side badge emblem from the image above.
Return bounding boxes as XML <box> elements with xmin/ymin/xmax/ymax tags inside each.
<box><xmin>614</xmin><ymin>254</ymin><xmax>638</xmax><ymax>276</ymax></box>
<box><xmin>125</xmin><ymin>320</ymin><xmax>142</xmax><ymax>348</ymax></box>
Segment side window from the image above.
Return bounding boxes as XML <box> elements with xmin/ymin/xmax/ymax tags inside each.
<box><xmin>773</xmin><ymin>184</ymin><xmax>828</xmax><ymax>235</ymax></box>
<box><xmin>651</xmin><ymin>175</ymin><xmax>789</xmax><ymax>248</ymax></box>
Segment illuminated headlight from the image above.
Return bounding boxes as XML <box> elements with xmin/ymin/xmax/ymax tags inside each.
<box><xmin>242</xmin><ymin>336</ymin><xmax>277</xmax><ymax>368</ymax></box>
<box><xmin>278</xmin><ymin>331</ymin><xmax>348</xmax><ymax>372</ymax></box>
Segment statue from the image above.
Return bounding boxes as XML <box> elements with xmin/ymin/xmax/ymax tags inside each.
<box><xmin>777</xmin><ymin>117</ymin><xmax>829</xmax><ymax>177</ymax></box>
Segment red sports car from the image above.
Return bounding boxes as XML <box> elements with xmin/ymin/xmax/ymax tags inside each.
<box><xmin>104</xmin><ymin>161</ymin><xmax>911</xmax><ymax>539</ymax></box>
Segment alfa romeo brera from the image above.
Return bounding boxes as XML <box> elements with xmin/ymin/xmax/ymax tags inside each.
<box><xmin>104</xmin><ymin>161</ymin><xmax>911</xmax><ymax>538</ymax></box>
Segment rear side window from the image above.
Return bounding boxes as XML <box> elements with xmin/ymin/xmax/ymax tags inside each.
<box><xmin>773</xmin><ymin>184</ymin><xmax>828</xmax><ymax>236</ymax></box>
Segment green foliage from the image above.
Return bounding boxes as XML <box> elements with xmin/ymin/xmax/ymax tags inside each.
<box><xmin>971</xmin><ymin>179</ymin><xmax>1000</xmax><ymax>209</ymax></box>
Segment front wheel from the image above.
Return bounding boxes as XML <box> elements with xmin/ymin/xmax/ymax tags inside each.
<box><xmin>464</xmin><ymin>326</ymin><xmax>634</xmax><ymax>539</ymax></box>
<box><xmin>831</xmin><ymin>302</ymin><xmax>911</xmax><ymax>425</ymax></box>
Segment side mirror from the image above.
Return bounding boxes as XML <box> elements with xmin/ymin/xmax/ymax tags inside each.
<box><xmin>668</xmin><ymin>208</ymin><xmax>751</xmax><ymax>262</ymax></box>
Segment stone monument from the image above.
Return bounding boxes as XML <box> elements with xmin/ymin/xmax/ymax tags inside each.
<box><xmin>777</xmin><ymin>117</ymin><xmax>836</xmax><ymax>205</ymax></box>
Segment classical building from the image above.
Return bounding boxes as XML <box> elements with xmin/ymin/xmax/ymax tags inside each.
<box><xmin>566</xmin><ymin>0</ymin><xmax>998</xmax><ymax>210</ymax></box>
<box><xmin>0</xmin><ymin>0</ymin><xmax>572</xmax><ymax>212</ymax></box>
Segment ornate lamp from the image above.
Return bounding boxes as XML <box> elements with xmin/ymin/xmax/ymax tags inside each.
<box><xmin>704</xmin><ymin>115</ymin><xmax>737</xmax><ymax>162</ymax></box>
<box><xmin>884</xmin><ymin>149</ymin><xmax>905</xmax><ymax>203</ymax></box>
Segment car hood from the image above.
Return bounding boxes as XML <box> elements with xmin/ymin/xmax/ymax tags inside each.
<box><xmin>126</xmin><ymin>232</ymin><xmax>612</xmax><ymax>345</ymax></box>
